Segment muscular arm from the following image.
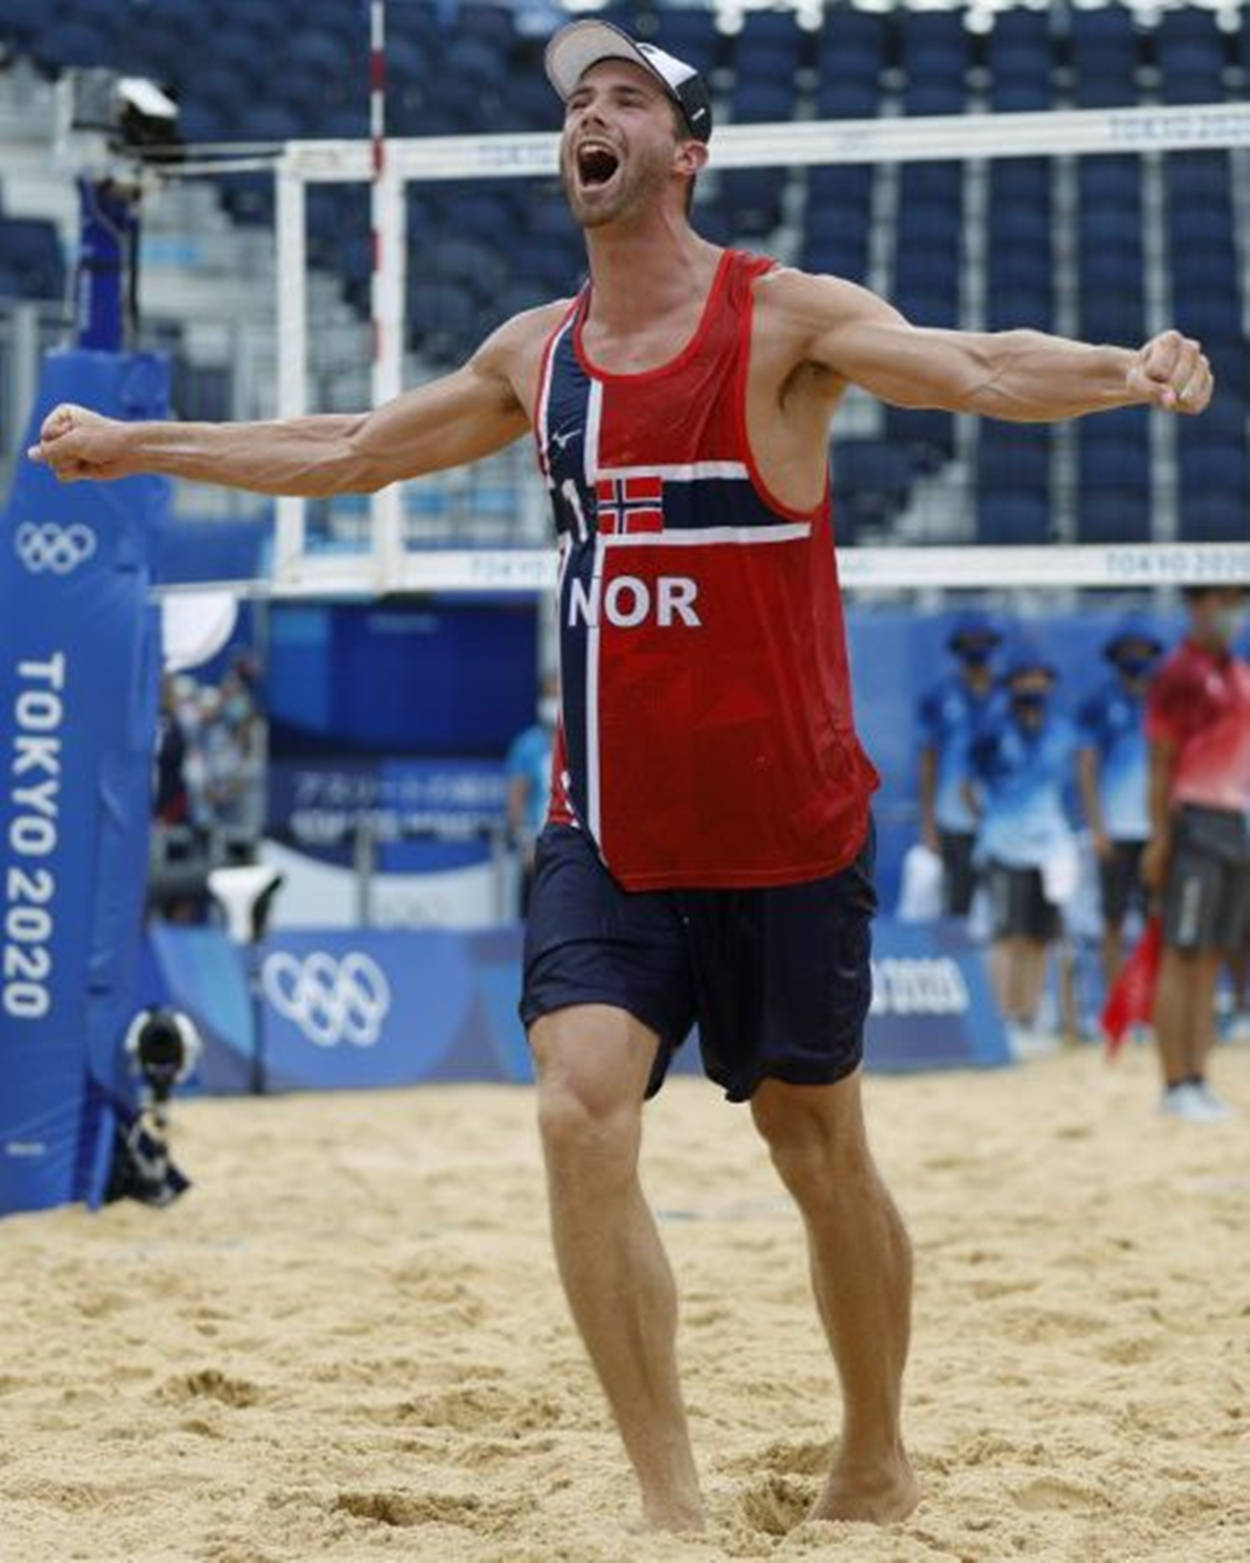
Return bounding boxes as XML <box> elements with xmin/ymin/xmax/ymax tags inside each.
<box><xmin>768</xmin><ymin>271</ymin><xmax>1212</xmax><ymax>422</ymax></box>
<box><xmin>28</xmin><ymin>313</ymin><xmax>543</xmax><ymax>494</ymax></box>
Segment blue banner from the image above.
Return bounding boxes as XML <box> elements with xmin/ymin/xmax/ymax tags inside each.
<box><xmin>1</xmin><ymin>350</ymin><xmax>168</xmax><ymax>1214</ymax></box>
<box><xmin>142</xmin><ymin>916</ymin><xmax>1008</xmax><ymax>1097</ymax></box>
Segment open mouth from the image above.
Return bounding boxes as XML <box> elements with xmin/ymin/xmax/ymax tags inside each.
<box><xmin>577</xmin><ymin>144</ymin><xmax>621</xmax><ymax>188</ymax></box>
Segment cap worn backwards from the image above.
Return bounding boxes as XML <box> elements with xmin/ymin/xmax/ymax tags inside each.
<box><xmin>544</xmin><ymin>20</ymin><xmax>714</xmax><ymax>143</ymax></box>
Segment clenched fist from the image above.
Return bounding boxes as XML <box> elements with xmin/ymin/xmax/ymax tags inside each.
<box><xmin>1126</xmin><ymin>330</ymin><xmax>1212</xmax><ymax>414</ymax></box>
<box><xmin>27</xmin><ymin>403</ymin><xmax>131</xmax><ymax>483</ymax></box>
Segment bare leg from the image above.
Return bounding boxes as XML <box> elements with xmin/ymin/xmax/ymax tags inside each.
<box><xmin>1101</xmin><ymin>924</ymin><xmax>1125</xmax><ymax>993</ymax></box>
<box><xmin>530</xmin><ymin>1005</ymin><xmax>704</xmax><ymax>1532</ymax></box>
<box><xmin>1153</xmin><ymin>948</ymin><xmax>1197</xmax><ymax>1087</ymax></box>
<box><xmin>751</xmin><ymin>1072</ymin><xmax>919</xmax><ymax>1524</ymax></box>
<box><xmin>1188</xmin><ymin>952</ymin><xmax>1223</xmax><ymax>1079</ymax></box>
<box><xmin>1019</xmin><ymin>938</ymin><xmax>1049</xmax><ymax>1026</ymax></box>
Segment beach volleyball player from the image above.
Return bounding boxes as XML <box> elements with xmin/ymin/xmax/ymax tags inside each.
<box><xmin>29</xmin><ymin>20</ymin><xmax>1213</xmax><ymax>1533</ymax></box>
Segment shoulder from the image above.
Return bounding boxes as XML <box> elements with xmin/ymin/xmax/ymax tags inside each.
<box><xmin>472</xmin><ymin>298</ymin><xmax>575</xmax><ymax>375</ymax></box>
<box><xmin>753</xmin><ymin>265</ymin><xmax>896</xmax><ymax>339</ymax></box>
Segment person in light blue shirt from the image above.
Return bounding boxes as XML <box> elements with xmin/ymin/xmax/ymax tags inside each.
<box><xmin>915</xmin><ymin>609</ymin><xmax>1003</xmax><ymax>915</ymax></box>
<box><xmin>506</xmin><ymin>673</ymin><xmax>559</xmax><ymax>916</ymax></box>
<box><xmin>1075</xmin><ymin>613</ymin><xmax>1165</xmax><ymax>991</ymax></box>
<box><xmin>966</xmin><ymin>636</ymin><xmax>1078</xmax><ymax>1034</ymax></box>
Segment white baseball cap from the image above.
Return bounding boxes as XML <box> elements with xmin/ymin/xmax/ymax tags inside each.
<box><xmin>545</xmin><ymin>20</ymin><xmax>714</xmax><ymax>142</ymax></box>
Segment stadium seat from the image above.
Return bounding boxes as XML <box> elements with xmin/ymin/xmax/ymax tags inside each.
<box><xmin>1073</xmin><ymin>75</ymin><xmax>1138</xmax><ymax>109</ymax></box>
<box><xmin>732</xmin><ymin>11</ymin><xmax>802</xmax><ymax>85</ymax></box>
<box><xmin>0</xmin><ymin>0</ymin><xmax>45</xmax><ymax>48</ymax></box>
<box><xmin>896</xmin><ymin>204</ymin><xmax>962</xmax><ymax>249</ymax></box>
<box><xmin>650</xmin><ymin>11</ymin><xmax>720</xmax><ymax>78</ymax></box>
<box><xmin>802</xmin><ymin>234</ymin><xmax>869</xmax><ymax>284</ymax></box>
<box><xmin>815</xmin><ymin>81</ymin><xmax>880</xmax><ymax>120</ymax></box>
<box><xmin>832</xmin><ymin>438</ymin><xmax>915</xmax><ymax>530</ymax></box>
<box><xmin>731</xmin><ymin>82</ymin><xmax>798</xmax><ymax>124</ymax></box>
<box><xmin>989</xmin><ymin>79</ymin><xmax>1051</xmax><ymax>113</ymax></box>
<box><xmin>985</xmin><ymin>285</ymin><xmax>1054</xmax><ymax>333</ymax></box>
<box><xmin>820</xmin><ymin>7</ymin><xmax>887</xmax><ymax>63</ymax></box>
<box><xmin>976</xmin><ymin>491</ymin><xmax>1051</xmax><ymax>546</ymax></box>
<box><xmin>1075</xmin><ymin>489</ymin><xmax>1151</xmax><ymax>545</ymax></box>
<box><xmin>899</xmin><ymin>162</ymin><xmax>961</xmax><ymax>207</ymax></box>
<box><xmin>990</xmin><ymin>159</ymin><xmax>1051</xmax><ymax>207</ymax></box>
<box><xmin>1077</xmin><ymin>156</ymin><xmax>1141</xmax><ymax>206</ymax></box>
<box><xmin>978</xmin><ymin>431</ymin><xmax>1051</xmax><ymax>492</ymax></box>
<box><xmin>902</xmin><ymin>80</ymin><xmax>965</xmax><ymax>117</ymax></box>
<box><xmin>720</xmin><ymin>168</ymin><xmax>785</xmax><ymax>237</ymax></box>
<box><xmin>988</xmin><ymin>205</ymin><xmax>1051</xmax><ymax>248</ymax></box>
<box><xmin>0</xmin><ymin>218</ymin><xmax>66</xmax><ymax>301</ymax></box>
<box><xmin>808</xmin><ymin>165</ymin><xmax>875</xmax><ymax>211</ymax></box>
<box><xmin>883</xmin><ymin>407</ymin><xmax>955</xmax><ymax>475</ymax></box>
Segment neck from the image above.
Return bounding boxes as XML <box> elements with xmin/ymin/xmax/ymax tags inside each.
<box><xmin>581</xmin><ymin>210</ymin><xmax>719</xmax><ymax>334</ymax></box>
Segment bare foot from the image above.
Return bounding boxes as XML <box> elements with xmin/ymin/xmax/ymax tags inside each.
<box><xmin>628</xmin><ymin>1499</ymin><xmax>707</xmax><ymax>1535</ymax></box>
<box><xmin>808</xmin><ymin>1453</ymin><xmax>920</xmax><ymax>1525</ymax></box>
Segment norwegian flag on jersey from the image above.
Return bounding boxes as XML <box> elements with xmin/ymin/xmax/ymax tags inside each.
<box><xmin>595</xmin><ymin>474</ymin><xmax>664</xmax><ymax>534</ymax></box>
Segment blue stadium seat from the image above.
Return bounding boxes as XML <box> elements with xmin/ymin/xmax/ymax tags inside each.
<box><xmin>899</xmin><ymin>162</ymin><xmax>961</xmax><ymax>207</ymax></box>
<box><xmin>733</xmin><ymin>11</ymin><xmax>801</xmax><ymax>84</ymax></box>
<box><xmin>651</xmin><ymin>11</ymin><xmax>721</xmax><ymax>78</ymax></box>
<box><xmin>1169</xmin><ymin>246</ymin><xmax>1238</xmax><ymax>292</ymax></box>
<box><xmin>1073</xmin><ymin>75</ymin><xmax>1138</xmax><ymax>109</ymax></box>
<box><xmin>986</xmin><ymin>285</ymin><xmax>1053</xmax><ymax>332</ymax></box>
<box><xmin>0</xmin><ymin>0</ymin><xmax>44</xmax><ymax>47</ymax></box>
<box><xmin>990</xmin><ymin>159</ymin><xmax>1051</xmax><ymax>206</ymax></box>
<box><xmin>820</xmin><ymin>8</ymin><xmax>888</xmax><ymax>62</ymax></box>
<box><xmin>1177</xmin><ymin>492</ymin><xmax>1246</xmax><ymax>543</ymax></box>
<box><xmin>720</xmin><ymin>168</ymin><xmax>784</xmax><ymax>236</ymax></box>
<box><xmin>989</xmin><ymin>79</ymin><xmax>1051</xmax><ymax>113</ymax></box>
<box><xmin>1078</xmin><ymin>157</ymin><xmax>1141</xmax><ymax>206</ymax></box>
<box><xmin>443</xmin><ymin>37</ymin><xmax>509</xmax><ymax>87</ymax></box>
<box><xmin>1166</xmin><ymin>206</ymin><xmax>1234</xmax><ymax>251</ymax></box>
<box><xmin>802</xmin><ymin>234</ymin><xmax>868</xmax><ymax>284</ymax></box>
<box><xmin>990</xmin><ymin>9</ymin><xmax>1052</xmax><ymax>49</ymax></box>
<box><xmin>808</xmin><ymin>165</ymin><xmax>875</xmax><ymax>211</ymax></box>
<box><xmin>1079</xmin><ymin>291</ymin><xmax>1146</xmax><ymax>345</ymax></box>
<box><xmin>0</xmin><ymin>218</ymin><xmax>66</xmax><ymax>301</ymax></box>
<box><xmin>832</xmin><ymin>437</ymin><xmax>915</xmax><ymax>529</ymax></box>
<box><xmin>896</xmin><ymin>204</ymin><xmax>961</xmax><ymax>249</ymax></box>
<box><xmin>988</xmin><ymin>205</ymin><xmax>1051</xmax><ymax>247</ymax></box>
<box><xmin>1164</xmin><ymin>151</ymin><xmax>1232</xmax><ymax>200</ymax></box>
<box><xmin>988</xmin><ymin>42</ymin><xmax>1052</xmax><ymax>82</ymax></box>
<box><xmin>455</xmin><ymin>4</ymin><xmax>518</xmax><ymax>53</ymax></box>
<box><xmin>1075</xmin><ymin>489</ymin><xmax>1151</xmax><ymax>545</ymax></box>
<box><xmin>902</xmin><ymin>80</ymin><xmax>965</xmax><ymax>116</ymax></box>
<box><xmin>29</xmin><ymin>20</ymin><xmax>117</xmax><ymax>71</ymax></box>
<box><xmin>1160</xmin><ymin>71</ymin><xmax>1224</xmax><ymax>106</ymax></box>
<box><xmin>884</xmin><ymin>407</ymin><xmax>955</xmax><ymax>474</ymax></box>
<box><xmin>1078</xmin><ymin>250</ymin><xmax>1143</xmax><ymax>292</ymax></box>
<box><xmin>731</xmin><ymin>81</ymin><xmax>797</xmax><ymax>123</ymax></box>
<box><xmin>1070</xmin><ymin>3</ymin><xmax>1140</xmax><ymax>56</ymax></box>
<box><xmin>815</xmin><ymin>80</ymin><xmax>880</xmax><ymax>119</ymax></box>
<box><xmin>1079</xmin><ymin>205</ymin><xmax>1144</xmax><ymax>248</ymax></box>
<box><xmin>978</xmin><ymin>431</ymin><xmax>1050</xmax><ymax>491</ymax></box>
<box><xmin>977</xmin><ymin>491</ymin><xmax>1051</xmax><ymax>546</ymax></box>
<box><xmin>407</xmin><ymin>279</ymin><xmax>480</xmax><ymax>361</ymax></box>
<box><xmin>989</xmin><ymin>244</ymin><xmax>1054</xmax><ymax>288</ymax></box>
<box><xmin>1172</xmin><ymin>294</ymin><xmax>1242</xmax><ymax>341</ymax></box>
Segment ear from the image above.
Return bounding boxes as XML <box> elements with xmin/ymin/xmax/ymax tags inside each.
<box><xmin>674</xmin><ymin>140</ymin><xmax>709</xmax><ymax>178</ymax></box>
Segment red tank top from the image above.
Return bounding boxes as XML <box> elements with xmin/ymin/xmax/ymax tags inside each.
<box><xmin>533</xmin><ymin>247</ymin><xmax>878</xmax><ymax>890</ymax></box>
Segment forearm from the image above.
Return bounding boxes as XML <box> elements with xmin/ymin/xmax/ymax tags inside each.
<box><xmin>1146</xmin><ymin>743</ymin><xmax>1175</xmax><ymax>841</ymax></box>
<box><xmin>918</xmin><ymin>749</ymin><xmax>938</xmax><ymax>835</ymax></box>
<box><xmin>958</xmin><ymin>330</ymin><xmax>1141</xmax><ymax>422</ymax></box>
<box><xmin>1077</xmin><ymin>751</ymin><xmax>1105</xmax><ymax>836</ymax></box>
<box><xmin>118</xmin><ymin>414</ymin><xmax>368</xmax><ymax>496</ymax></box>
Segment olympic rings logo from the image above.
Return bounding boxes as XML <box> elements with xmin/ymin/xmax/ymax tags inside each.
<box><xmin>260</xmin><ymin>950</ymin><xmax>392</xmax><ymax>1048</ymax></box>
<box><xmin>14</xmin><ymin>522</ymin><xmax>98</xmax><ymax>575</ymax></box>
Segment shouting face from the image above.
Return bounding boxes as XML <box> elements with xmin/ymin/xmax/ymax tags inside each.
<box><xmin>559</xmin><ymin>60</ymin><xmax>694</xmax><ymax>228</ymax></box>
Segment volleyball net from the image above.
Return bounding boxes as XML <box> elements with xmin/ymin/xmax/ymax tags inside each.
<box><xmin>243</xmin><ymin>97</ymin><xmax>1250</xmax><ymax>599</ymax></box>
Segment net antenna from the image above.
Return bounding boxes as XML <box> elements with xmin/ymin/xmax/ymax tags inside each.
<box><xmin>272</xmin><ymin>100</ymin><xmax>1250</xmax><ymax>598</ymax></box>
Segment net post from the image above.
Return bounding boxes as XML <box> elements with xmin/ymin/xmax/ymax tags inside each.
<box><xmin>274</xmin><ymin>159</ymin><xmax>307</xmax><ymax>577</ymax></box>
<box><xmin>370</xmin><ymin>159</ymin><xmax>405</xmax><ymax>589</ymax></box>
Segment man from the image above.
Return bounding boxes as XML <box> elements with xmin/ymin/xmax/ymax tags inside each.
<box><xmin>505</xmin><ymin>671</ymin><xmax>559</xmax><ymax>916</ymax></box>
<box><xmin>916</xmin><ymin>610</ymin><xmax>1003</xmax><ymax>916</ymax></box>
<box><xmin>26</xmin><ymin>19</ymin><xmax>1213</xmax><ymax>1532</ymax></box>
<box><xmin>964</xmin><ymin>637</ymin><xmax>1078</xmax><ymax>1047</ymax></box>
<box><xmin>1075</xmin><ymin>613</ymin><xmax>1165</xmax><ymax>990</ymax></box>
<box><xmin>1143</xmin><ymin>586</ymin><xmax>1250</xmax><ymax>1122</ymax></box>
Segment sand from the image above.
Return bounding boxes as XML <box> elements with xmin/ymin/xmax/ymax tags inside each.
<box><xmin>1</xmin><ymin>1040</ymin><xmax>1247</xmax><ymax>1563</ymax></box>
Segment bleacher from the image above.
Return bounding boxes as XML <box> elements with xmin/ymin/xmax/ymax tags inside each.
<box><xmin>1</xmin><ymin>1</ymin><xmax>1247</xmax><ymax>546</ymax></box>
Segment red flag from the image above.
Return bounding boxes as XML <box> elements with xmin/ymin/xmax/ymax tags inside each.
<box><xmin>1101</xmin><ymin>915</ymin><xmax>1163</xmax><ymax>1059</ymax></box>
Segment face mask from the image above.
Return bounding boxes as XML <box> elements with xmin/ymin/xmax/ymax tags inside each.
<box><xmin>1011</xmin><ymin>690</ymin><xmax>1047</xmax><ymax>717</ymax></box>
<box><xmin>1116</xmin><ymin>655</ymin><xmax>1156</xmax><ymax>681</ymax></box>
<box><xmin>538</xmin><ymin>696</ymin><xmax>560</xmax><ymax>728</ymax></box>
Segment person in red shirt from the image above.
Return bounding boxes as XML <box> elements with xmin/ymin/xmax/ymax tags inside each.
<box><xmin>1144</xmin><ymin>586</ymin><xmax>1250</xmax><ymax>1121</ymax></box>
<box><xmin>27</xmin><ymin>21</ymin><xmax>1215</xmax><ymax>1536</ymax></box>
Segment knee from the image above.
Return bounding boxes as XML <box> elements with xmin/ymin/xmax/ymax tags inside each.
<box><xmin>534</xmin><ymin>1060</ymin><xmax>642</xmax><ymax>1193</ymax></box>
<box><xmin>752</xmin><ymin>1081</ymin><xmax>872</xmax><ymax>1203</ymax></box>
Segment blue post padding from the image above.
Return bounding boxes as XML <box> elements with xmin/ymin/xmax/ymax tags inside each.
<box><xmin>0</xmin><ymin>349</ymin><xmax>169</xmax><ymax>1215</ymax></box>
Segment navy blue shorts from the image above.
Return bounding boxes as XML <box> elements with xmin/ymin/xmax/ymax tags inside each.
<box><xmin>519</xmin><ymin>823</ymin><xmax>877</xmax><ymax>1102</ymax></box>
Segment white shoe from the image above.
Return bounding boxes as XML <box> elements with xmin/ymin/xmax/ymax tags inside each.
<box><xmin>1192</xmin><ymin>1081</ymin><xmax>1236</xmax><ymax>1121</ymax></box>
<box><xmin>1158</xmin><ymin>1083</ymin><xmax>1234</xmax><ymax>1123</ymax></box>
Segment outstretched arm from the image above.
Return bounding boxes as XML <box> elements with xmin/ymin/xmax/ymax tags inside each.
<box><xmin>777</xmin><ymin>272</ymin><xmax>1212</xmax><ymax>421</ymax></box>
<box><xmin>28</xmin><ymin>318</ymin><xmax>535</xmax><ymax>494</ymax></box>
